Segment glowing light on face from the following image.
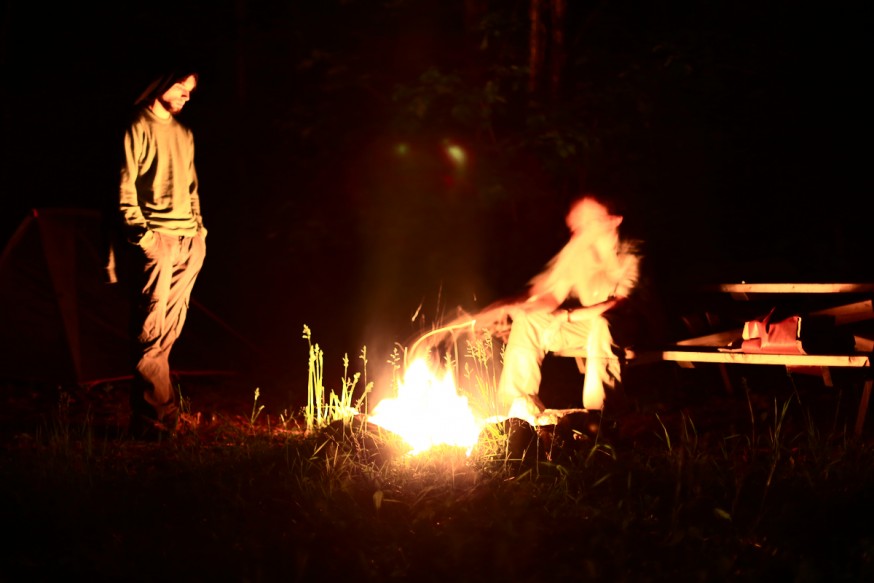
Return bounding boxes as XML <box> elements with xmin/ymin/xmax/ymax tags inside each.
<box><xmin>367</xmin><ymin>358</ymin><xmax>483</xmax><ymax>455</ymax></box>
<box><xmin>160</xmin><ymin>75</ymin><xmax>197</xmax><ymax>114</ymax></box>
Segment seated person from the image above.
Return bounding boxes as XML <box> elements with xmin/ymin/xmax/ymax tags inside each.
<box><xmin>480</xmin><ymin>193</ymin><xmax>661</xmax><ymax>423</ymax></box>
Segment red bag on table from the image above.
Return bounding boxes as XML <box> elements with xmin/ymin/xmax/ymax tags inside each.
<box><xmin>741</xmin><ymin>308</ymin><xmax>805</xmax><ymax>354</ymax></box>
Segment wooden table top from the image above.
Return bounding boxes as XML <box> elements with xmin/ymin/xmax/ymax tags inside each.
<box><xmin>701</xmin><ymin>283</ymin><xmax>874</xmax><ymax>294</ymax></box>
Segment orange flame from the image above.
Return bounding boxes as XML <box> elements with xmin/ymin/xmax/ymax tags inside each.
<box><xmin>367</xmin><ymin>358</ymin><xmax>483</xmax><ymax>455</ymax></box>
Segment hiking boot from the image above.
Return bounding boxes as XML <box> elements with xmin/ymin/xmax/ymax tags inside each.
<box><xmin>507</xmin><ymin>396</ymin><xmax>544</xmax><ymax>426</ymax></box>
<box><xmin>129</xmin><ymin>412</ymin><xmax>175</xmax><ymax>442</ymax></box>
<box><xmin>160</xmin><ymin>407</ymin><xmax>180</xmax><ymax>434</ymax></box>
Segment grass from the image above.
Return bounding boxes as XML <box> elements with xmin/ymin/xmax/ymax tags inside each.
<box><xmin>1</xmin><ymin>326</ymin><xmax>873</xmax><ymax>582</ymax></box>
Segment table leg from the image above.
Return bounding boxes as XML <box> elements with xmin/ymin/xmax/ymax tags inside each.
<box><xmin>854</xmin><ymin>377</ymin><xmax>873</xmax><ymax>439</ymax></box>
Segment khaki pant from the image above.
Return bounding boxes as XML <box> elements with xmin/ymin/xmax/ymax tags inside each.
<box><xmin>131</xmin><ymin>231</ymin><xmax>206</xmax><ymax>423</ymax></box>
<box><xmin>498</xmin><ymin>310</ymin><xmax>626</xmax><ymax>413</ymax></box>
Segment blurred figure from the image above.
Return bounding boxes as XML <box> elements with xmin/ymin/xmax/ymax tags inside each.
<box><xmin>484</xmin><ymin>194</ymin><xmax>652</xmax><ymax>423</ymax></box>
<box><xmin>118</xmin><ymin>69</ymin><xmax>207</xmax><ymax>439</ymax></box>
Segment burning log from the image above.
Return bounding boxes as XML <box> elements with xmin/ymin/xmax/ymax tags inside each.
<box><xmin>474</xmin><ymin>417</ymin><xmax>542</xmax><ymax>464</ymax></box>
<box><xmin>320</xmin><ymin>415</ymin><xmax>412</xmax><ymax>466</ymax></box>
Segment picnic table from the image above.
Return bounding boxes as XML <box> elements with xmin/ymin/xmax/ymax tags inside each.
<box><xmin>562</xmin><ymin>282</ymin><xmax>874</xmax><ymax>438</ymax></box>
<box><xmin>671</xmin><ymin>282</ymin><xmax>874</xmax><ymax>438</ymax></box>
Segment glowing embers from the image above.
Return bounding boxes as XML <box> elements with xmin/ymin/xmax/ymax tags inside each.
<box><xmin>367</xmin><ymin>358</ymin><xmax>481</xmax><ymax>455</ymax></box>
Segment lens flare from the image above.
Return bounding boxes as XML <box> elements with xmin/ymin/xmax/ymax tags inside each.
<box><xmin>445</xmin><ymin>144</ymin><xmax>466</xmax><ymax>166</ymax></box>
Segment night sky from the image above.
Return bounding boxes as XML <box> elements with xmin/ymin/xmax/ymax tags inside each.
<box><xmin>1</xmin><ymin>1</ymin><xmax>870</xmax><ymax>402</ymax></box>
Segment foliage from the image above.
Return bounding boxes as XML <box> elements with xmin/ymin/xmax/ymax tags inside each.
<box><xmin>2</xmin><ymin>331</ymin><xmax>874</xmax><ymax>581</ymax></box>
<box><xmin>303</xmin><ymin>324</ymin><xmax>372</xmax><ymax>433</ymax></box>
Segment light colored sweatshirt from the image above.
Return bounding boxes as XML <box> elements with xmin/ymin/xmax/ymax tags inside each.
<box><xmin>119</xmin><ymin>107</ymin><xmax>205</xmax><ymax>242</ymax></box>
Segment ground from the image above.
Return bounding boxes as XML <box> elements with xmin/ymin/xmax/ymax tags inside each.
<box><xmin>1</xmin><ymin>356</ymin><xmax>869</xmax><ymax>446</ymax></box>
<box><xmin>2</xmin><ymin>364</ymin><xmax>872</xmax><ymax>582</ymax></box>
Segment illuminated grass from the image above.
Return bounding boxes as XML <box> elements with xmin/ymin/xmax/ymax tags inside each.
<box><xmin>1</xmin><ymin>329</ymin><xmax>873</xmax><ymax>581</ymax></box>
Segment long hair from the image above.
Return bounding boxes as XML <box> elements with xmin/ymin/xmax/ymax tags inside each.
<box><xmin>133</xmin><ymin>70</ymin><xmax>199</xmax><ymax>106</ymax></box>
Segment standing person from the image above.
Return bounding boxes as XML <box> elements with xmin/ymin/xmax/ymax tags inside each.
<box><xmin>119</xmin><ymin>69</ymin><xmax>207</xmax><ymax>439</ymax></box>
<box><xmin>484</xmin><ymin>193</ymin><xmax>655</xmax><ymax>424</ymax></box>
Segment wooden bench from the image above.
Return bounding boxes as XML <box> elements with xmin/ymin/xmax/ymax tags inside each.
<box><xmin>557</xmin><ymin>284</ymin><xmax>874</xmax><ymax>439</ymax></box>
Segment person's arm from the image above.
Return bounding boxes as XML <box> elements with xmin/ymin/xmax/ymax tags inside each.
<box><xmin>470</xmin><ymin>294</ymin><xmax>529</xmax><ymax>329</ymax></box>
<box><xmin>562</xmin><ymin>244</ymin><xmax>640</xmax><ymax>323</ymax></box>
<box><xmin>187</xmin><ymin>132</ymin><xmax>207</xmax><ymax>237</ymax></box>
<box><xmin>564</xmin><ymin>297</ymin><xmax>620</xmax><ymax>323</ymax></box>
<box><xmin>520</xmin><ymin>291</ymin><xmax>561</xmax><ymax>314</ymax></box>
<box><xmin>119</xmin><ymin>123</ymin><xmax>150</xmax><ymax>244</ymax></box>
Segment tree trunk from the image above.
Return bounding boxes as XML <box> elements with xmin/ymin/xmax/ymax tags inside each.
<box><xmin>464</xmin><ymin>0</ymin><xmax>489</xmax><ymax>34</ymax></box>
<box><xmin>529</xmin><ymin>0</ymin><xmax>565</xmax><ymax>96</ymax></box>
<box><xmin>549</xmin><ymin>0</ymin><xmax>566</xmax><ymax>96</ymax></box>
<box><xmin>529</xmin><ymin>0</ymin><xmax>545</xmax><ymax>93</ymax></box>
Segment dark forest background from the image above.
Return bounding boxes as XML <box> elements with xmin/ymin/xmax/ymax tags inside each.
<box><xmin>1</xmin><ymin>0</ymin><xmax>870</xmax><ymax>404</ymax></box>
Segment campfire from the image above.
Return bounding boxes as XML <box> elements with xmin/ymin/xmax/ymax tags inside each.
<box><xmin>362</xmin><ymin>318</ymin><xmax>558</xmax><ymax>455</ymax></box>
<box><xmin>366</xmin><ymin>357</ymin><xmax>484</xmax><ymax>455</ymax></box>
